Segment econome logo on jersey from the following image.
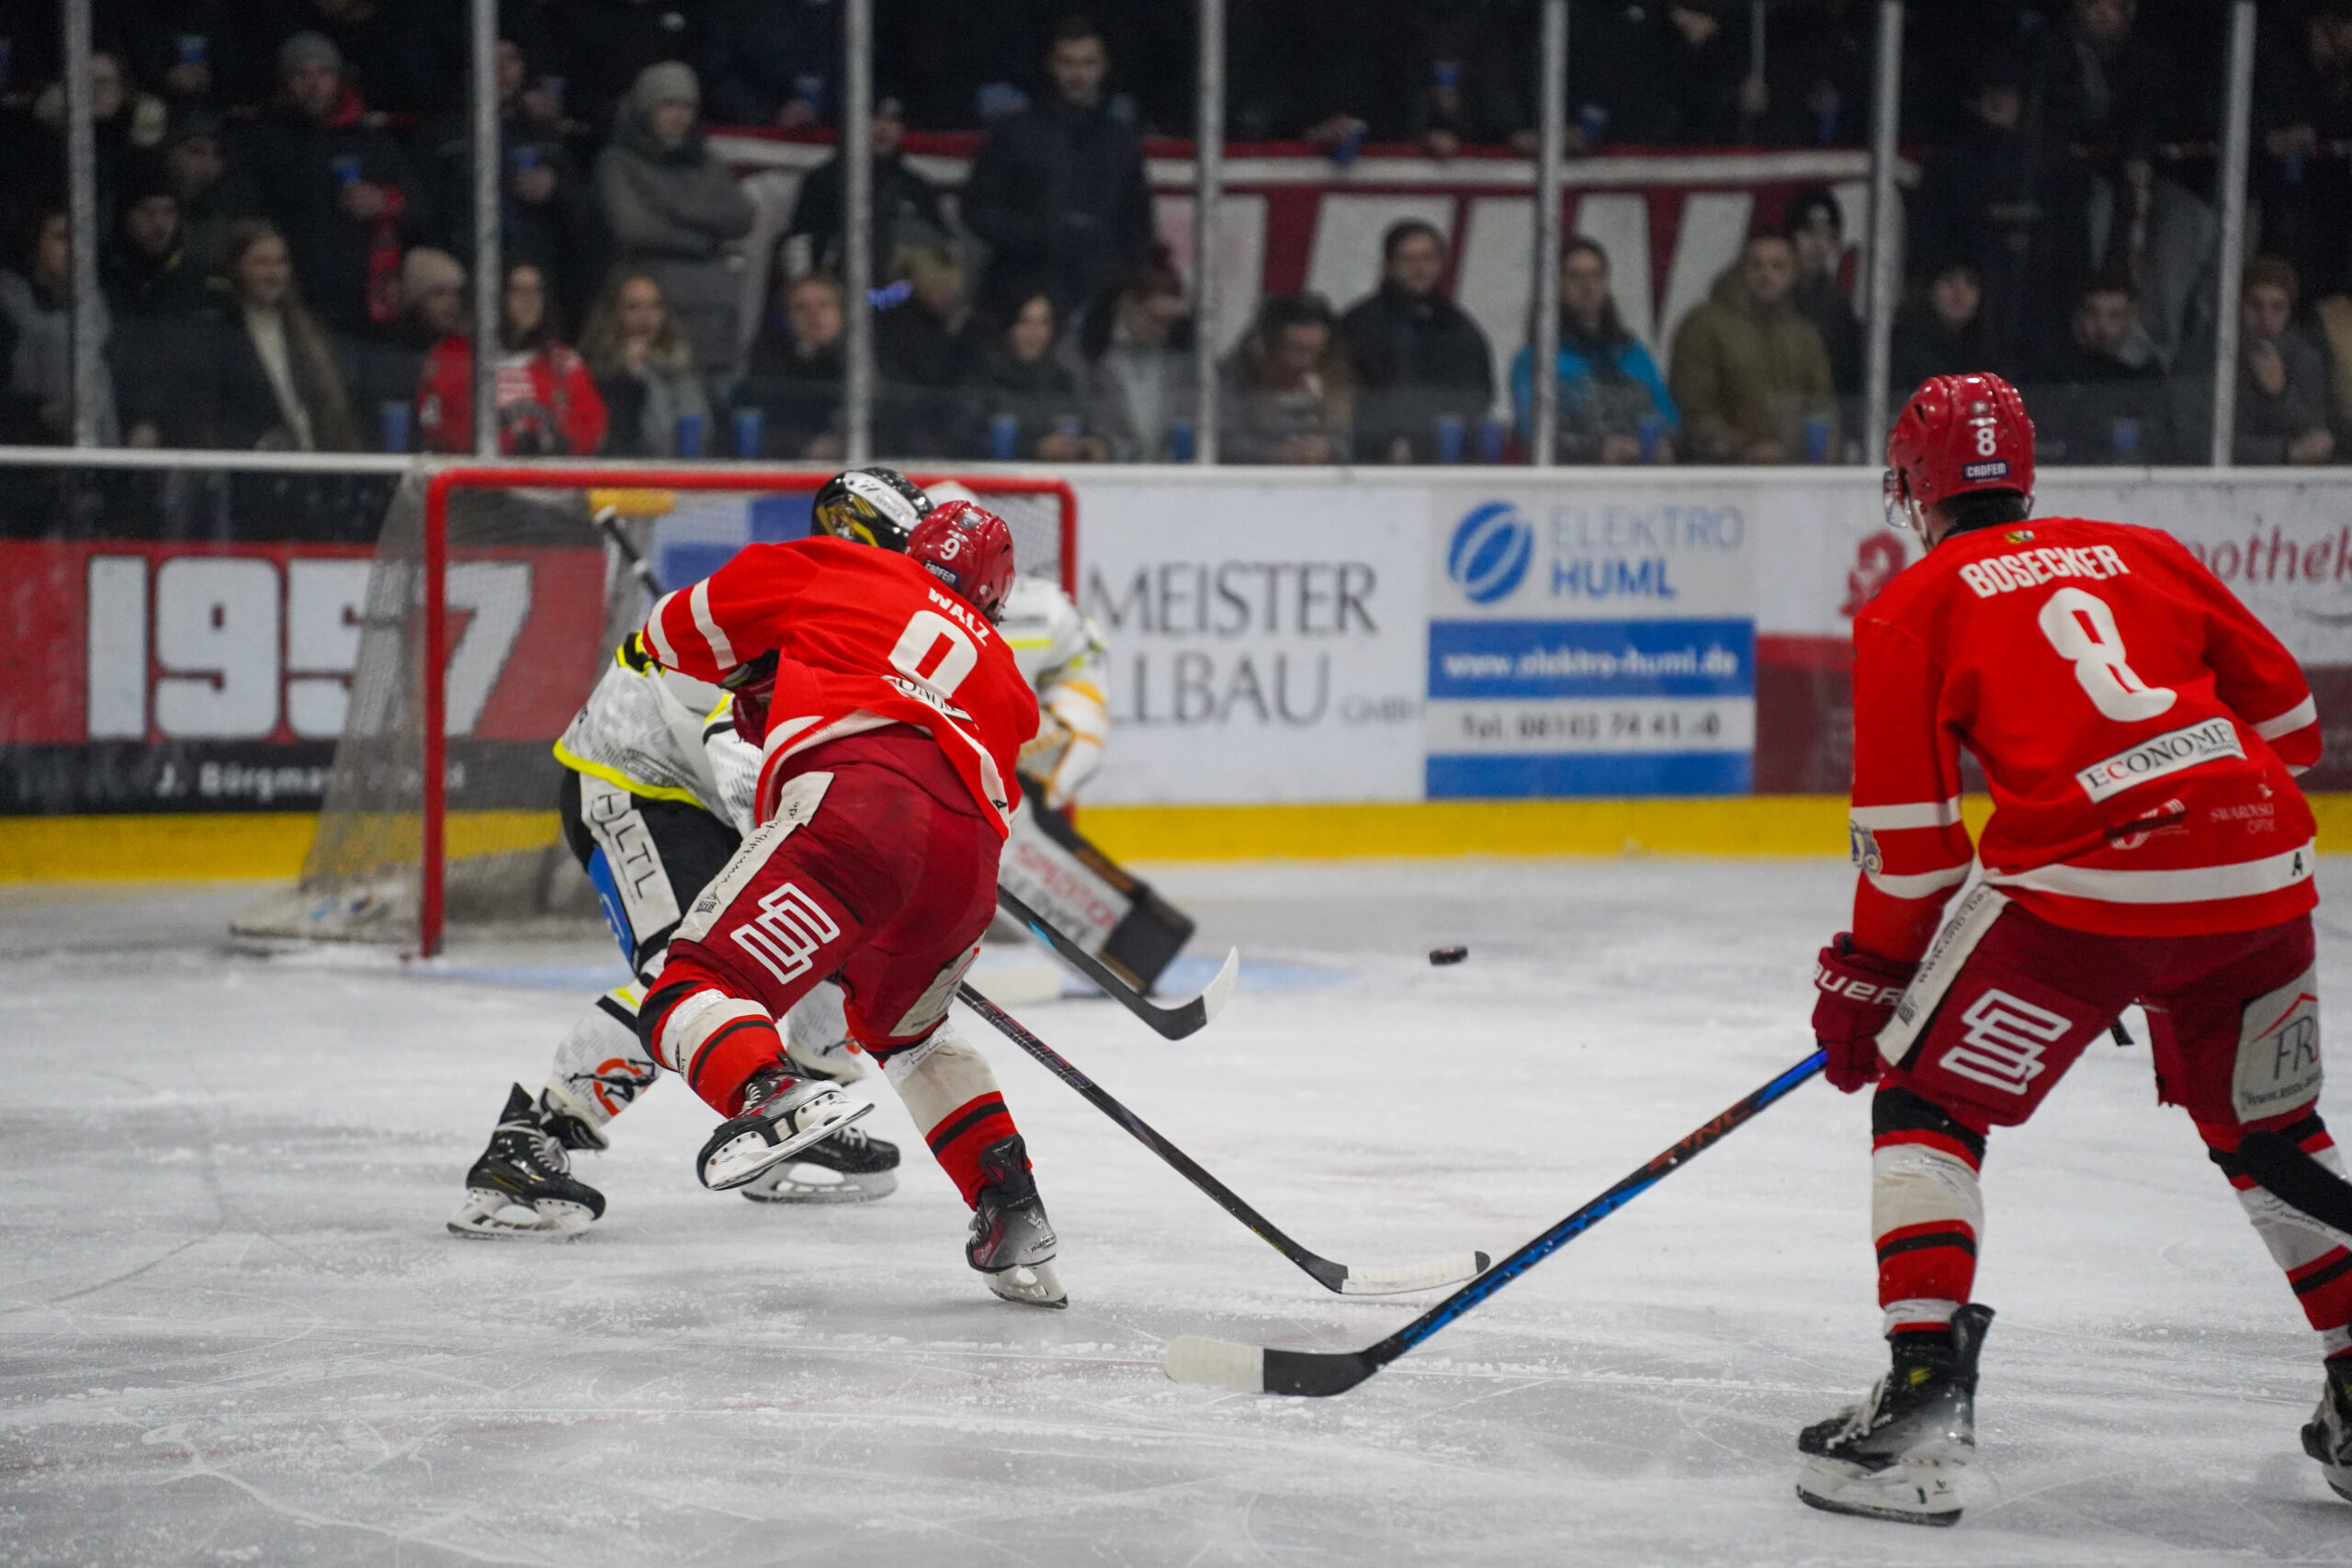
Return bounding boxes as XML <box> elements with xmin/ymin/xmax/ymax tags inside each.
<box><xmin>730</xmin><ymin>883</ymin><xmax>842</xmax><ymax>987</ymax></box>
<box><xmin>1939</xmin><ymin>989</ymin><xmax>2072</xmax><ymax>1096</ymax></box>
<box><xmin>1446</xmin><ymin>502</ymin><xmax>1534</xmax><ymax>604</ymax></box>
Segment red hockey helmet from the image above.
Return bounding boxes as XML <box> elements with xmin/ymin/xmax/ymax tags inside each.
<box><xmin>907</xmin><ymin>498</ymin><xmax>1017</xmax><ymax>622</ymax></box>
<box><xmin>1883</xmin><ymin>372</ymin><xmax>2035</xmax><ymax>533</ymax></box>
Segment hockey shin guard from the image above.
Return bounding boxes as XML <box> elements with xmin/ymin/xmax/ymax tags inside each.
<box><xmin>879</xmin><ymin>1030</ymin><xmax>1022</xmax><ymax>1207</ymax></box>
<box><xmin>2208</xmin><ymin>1111</ymin><xmax>2352</xmax><ymax>1362</ymax></box>
<box><xmin>544</xmin><ymin>983</ymin><xmax>660</xmax><ymax>1141</ymax></box>
<box><xmin>1871</xmin><ymin>1088</ymin><xmax>1987</xmax><ymax>1337</ymax></box>
<box><xmin>639</xmin><ymin>978</ymin><xmax>786</xmax><ymax>1117</ymax></box>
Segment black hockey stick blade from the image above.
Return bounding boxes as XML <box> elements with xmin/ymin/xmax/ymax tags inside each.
<box><xmin>996</xmin><ymin>886</ymin><xmax>1238</xmax><ymax>1041</ymax></box>
<box><xmin>956</xmin><ymin>982</ymin><xmax>1487</xmax><ymax>1296</ymax></box>
<box><xmin>1163</xmin><ymin>1049</ymin><xmax>1827</xmax><ymax>1395</ymax></box>
<box><xmin>2238</xmin><ymin>1130</ymin><xmax>2352</xmax><ymax>1242</ymax></box>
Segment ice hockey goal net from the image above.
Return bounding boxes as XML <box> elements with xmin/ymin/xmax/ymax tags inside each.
<box><xmin>232</xmin><ymin>464</ymin><xmax>1077</xmax><ymax>955</ymax></box>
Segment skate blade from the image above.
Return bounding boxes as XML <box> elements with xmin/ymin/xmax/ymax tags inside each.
<box><xmin>986</xmin><ymin>1260</ymin><xmax>1067</xmax><ymax>1309</ymax></box>
<box><xmin>740</xmin><ymin>1164</ymin><xmax>898</xmax><ymax>1204</ymax></box>
<box><xmin>702</xmin><ymin>1097</ymin><xmax>874</xmax><ymax>1190</ymax></box>
<box><xmin>446</xmin><ymin>1192</ymin><xmax>594</xmax><ymax>1240</ymax></box>
<box><xmin>1795</xmin><ymin>1456</ymin><xmax>1963</xmax><ymax>1526</ymax></box>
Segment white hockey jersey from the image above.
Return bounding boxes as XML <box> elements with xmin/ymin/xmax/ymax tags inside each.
<box><xmin>997</xmin><ymin>577</ymin><xmax>1110</xmax><ymax>807</ymax></box>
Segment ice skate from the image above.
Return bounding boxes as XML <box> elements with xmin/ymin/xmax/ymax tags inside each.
<box><xmin>2302</xmin><ymin>1359</ymin><xmax>2352</xmax><ymax>1502</ymax></box>
<box><xmin>696</xmin><ymin>1064</ymin><xmax>872</xmax><ymax>1191</ymax></box>
<box><xmin>966</xmin><ymin>1134</ymin><xmax>1064</xmax><ymax>1307</ymax></box>
<box><xmin>447</xmin><ymin>1085</ymin><xmax>607</xmax><ymax>1239</ymax></box>
<box><xmin>738</xmin><ymin>1122</ymin><xmax>900</xmax><ymax>1203</ymax></box>
<box><xmin>1795</xmin><ymin>1303</ymin><xmax>1994</xmax><ymax>1526</ymax></box>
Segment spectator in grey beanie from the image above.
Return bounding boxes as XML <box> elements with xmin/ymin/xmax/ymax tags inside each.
<box><xmin>594</xmin><ymin>62</ymin><xmax>755</xmax><ymax>380</ymax></box>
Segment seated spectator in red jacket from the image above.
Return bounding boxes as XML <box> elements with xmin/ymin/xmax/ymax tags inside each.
<box><xmin>416</xmin><ymin>261</ymin><xmax>607</xmax><ymax>456</ymax></box>
<box><xmin>235</xmin><ymin>31</ymin><xmax>430</xmax><ymax>339</ymax></box>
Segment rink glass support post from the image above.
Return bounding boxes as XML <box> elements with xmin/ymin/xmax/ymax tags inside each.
<box><xmin>1860</xmin><ymin>0</ymin><xmax>1905</xmax><ymax>462</ymax></box>
<box><xmin>2208</xmin><ymin>0</ymin><xmax>2256</xmax><ymax>468</ymax></box>
<box><xmin>1530</xmin><ymin>0</ymin><xmax>1566</xmax><ymax>468</ymax></box>
<box><xmin>469</xmin><ymin>0</ymin><xmax>502</xmax><ymax>457</ymax></box>
<box><xmin>64</xmin><ymin>0</ymin><xmax>103</xmax><ymax>448</ymax></box>
<box><xmin>413</xmin><ymin>466</ymin><xmax>1078</xmax><ymax>956</ymax></box>
<box><xmin>1192</xmin><ymin>0</ymin><xmax>1225</xmax><ymax>465</ymax></box>
<box><xmin>843</xmin><ymin>0</ymin><xmax>875</xmax><ymax>466</ymax></box>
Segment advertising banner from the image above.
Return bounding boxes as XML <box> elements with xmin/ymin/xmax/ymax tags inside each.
<box><xmin>1074</xmin><ymin>480</ymin><xmax>1427</xmax><ymax>803</ymax></box>
<box><xmin>1423</xmin><ymin>487</ymin><xmax>1756</xmax><ymax>795</ymax></box>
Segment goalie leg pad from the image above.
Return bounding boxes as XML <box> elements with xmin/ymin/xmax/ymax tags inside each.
<box><xmin>545</xmin><ymin>984</ymin><xmax>659</xmax><ymax>1142</ymax></box>
<box><xmin>880</xmin><ymin>1030</ymin><xmax>1023</xmax><ymax>1208</ymax></box>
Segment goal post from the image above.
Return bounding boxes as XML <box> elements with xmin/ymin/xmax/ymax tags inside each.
<box><xmin>234</xmin><ymin>463</ymin><xmax>1077</xmax><ymax>958</ymax></box>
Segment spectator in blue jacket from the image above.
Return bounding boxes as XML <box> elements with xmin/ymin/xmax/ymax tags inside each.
<box><xmin>1510</xmin><ymin>237</ymin><xmax>1678</xmax><ymax>463</ymax></box>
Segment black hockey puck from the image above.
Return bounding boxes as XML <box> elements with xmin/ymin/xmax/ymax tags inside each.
<box><xmin>1429</xmin><ymin>945</ymin><xmax>1468</xmax><ymax>966</ymax></box>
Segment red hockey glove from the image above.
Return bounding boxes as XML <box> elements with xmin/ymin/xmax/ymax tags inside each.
<box><xmin>1812</xmin><ymin>933</ymin><xmax>1917</xmax><ymax>1093</ymax></box>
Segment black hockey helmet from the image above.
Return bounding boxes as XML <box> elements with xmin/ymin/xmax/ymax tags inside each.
<box><xmin>811</xmin><ymin>467</ymin><xmax>933</xmax><ymax>552</ymax></box>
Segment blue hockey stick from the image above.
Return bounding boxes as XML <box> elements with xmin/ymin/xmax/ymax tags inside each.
<box><xmin>1164</xmin><ymin>1049</ymin><xmax>1828</xmax><ymax>1395</ymax></box>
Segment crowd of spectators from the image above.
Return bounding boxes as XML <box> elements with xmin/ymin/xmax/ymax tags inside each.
<box><xmin>0</xmin><ymin>0</ymin><xmax>2348</xmax><ymax>468</ymax></box>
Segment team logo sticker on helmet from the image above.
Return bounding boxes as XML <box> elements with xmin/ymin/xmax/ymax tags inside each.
<box><xmin>812</xmin><ymin>468</ymin><xmax>933</xmax><ymax>552</ymax></box>
<box><xmin>909</xmin><ymin>499</ymin><xmax>1018</xmax><ymax>623</ymax></box>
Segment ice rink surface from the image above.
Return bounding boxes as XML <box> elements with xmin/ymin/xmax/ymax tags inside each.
<box><xmin>6</xmin><ymin>859</ymin><xmax>2351</xmax><ymax>1566</ymax></box>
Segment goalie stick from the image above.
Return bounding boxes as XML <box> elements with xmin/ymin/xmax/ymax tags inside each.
<box><xmin>1163</xmin><ymin>1049</ymin><xmax>1827</xmax><ymax>1395</ymax></box>
<box><xmin>592</xmin><ymin>503</ymin><xmax>1227</xmax><ymax>1041</ymax></box>
<box><xmin>996</xmin><ymin>886</ymin><xmax>1238</xmax><ymax>1040</ymax></box>
<box><xmin>956</xmin><ymin>982</ymin><xmax>1488</xmax><ymax>1296</ymax></box>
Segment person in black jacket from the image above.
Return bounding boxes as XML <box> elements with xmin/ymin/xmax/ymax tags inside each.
<box><xmin>235</xmin><ymin>31</ymin><xmax>430</xmax><ymax>340</ymax></box>
<box><xmin>785</xmin><ymin>96</ymin><xmax>948</xmax><ymax>280</ymax></box>
<box><xmin>2024</xmin><ymin>275</ymin><xmax>2175</xmax><ymax>465</ymax></box>
<box><xmin>960</xmin><ymin>16</ymin><xmax>1153</xmax><ymax>318</ymax></box>
<box><xmin>1338</xmin><ymin>220</ymin><xmax>1494</xmax><ymax>463</ymax></box>
<box><xmin>1889</xmin><ymin>260</ymin><xmax>1998</xmax><ymax>403</ymax></box>
<box><xmin>967</xmin><ymin>291</ymin><xmax>1105</xmax><ymax>462</ymax></box>
<box><xmin>730</xmin><ymin>270</ymin><xmax>846</xmax><ymax>460</ymax></box>
<box><xmin>192</xmin><ymin>218</ymin><xmax>361</xmax><ymax>451</ymax></box>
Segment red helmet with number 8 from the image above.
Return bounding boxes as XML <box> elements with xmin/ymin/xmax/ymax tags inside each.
<box><xmin>907</xmin><ymin>498</ymin><xmax>1017</xmax><ymax>622</ymax></box>
<box><xmin>1883</xmin><ymin>372</ymin><xmax>2035</xmax><ymax>535</ymax></box>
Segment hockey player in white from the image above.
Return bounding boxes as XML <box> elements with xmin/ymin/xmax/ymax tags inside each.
<box><xmin>448</xmin><ymin>469</ymin><xmax>1112</xmax><ymax>1238</ymax></box>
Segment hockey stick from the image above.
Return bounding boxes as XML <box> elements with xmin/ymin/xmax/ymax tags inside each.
<box><xmin>2238</xmin><ymin>1131</ymin><xmax>2352</xmax><ymax>1244</ymax></box>
<box><xmin>1163</xmin><ymin>1049</ymin><xmax>1828</xmax><ymax>1395</ymax></box>
<box><xmin>955</xmin><ymin>982</ymin><xmax>1488</xmax><ymax>1296</ymax></box>
<box><xmin>996</xmin><ymin>886</ymin><xmax>1238</xmax><ymax>1040</ymax></box>
<box><xmin>592</xmin><ymin>504</ymin><xmax>666</xmax><ymax>597</ymax></box>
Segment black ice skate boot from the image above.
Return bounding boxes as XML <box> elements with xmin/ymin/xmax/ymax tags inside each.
<box><xmin>2301</xmin><ymin>1358</ymin><xmax>2352</xmax><ymax>1502</ymax></box>
<box><xmin>1796</xmin><ymin>1303</ymin><xmax>1995</xmax><ymax>1526</ymax></box>
<box><xmin>447</xmin><ymin>1085</ymin><xmax>608</xmax><ymax>1239</ymax></box>
<box><xmin>967</xmin><ymin>1134</ymin><xmax>1064</xmax><ymax>1308</ymax></box>
<box><xmin>739</xmin><ymin>1122</ymin><xmax>900</xmax><ymax>1203</ymax></box>
<box><xmin>696</xmin><ymin>1063</ymin><xmax>872</xmax><ymax>1191</ymax></box>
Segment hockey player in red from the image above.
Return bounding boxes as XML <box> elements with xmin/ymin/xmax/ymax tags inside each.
<box><xmin>1797</xmin><ymin>373</ymin><xmax>2350</xmax><ymax>1522</ymax></box>
<box><xmin>631</xmin><ymin>498</ymin><xmax>1068</xmax><ymax>1306</ymax></box>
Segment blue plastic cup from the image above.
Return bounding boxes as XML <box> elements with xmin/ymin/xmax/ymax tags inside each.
<box><xmin>1433</xmin><ymin>60</ymin><xmax>1461</xmax><ymax>90</ymax></box>
<box><xmin>1578</xmin><ymin>104</ymin><xmax>1609</xmax><ymax>147</ymax></box>
<box><xmin>795</xmin><ymin>73</ymin><xmax>826</xmax><ymax>118</ymax></box>
<box><xmin>675</xmin><ymin>412</ymin><xmax>705</xmax><ymax>458</ymax></box>
<box><xmin>1804</xmin><ymin>416</ymin><xmax>1832</xmax><ymax>463</ymax></box>
<box><xmin>330</xmin><ymin>153</ymin><xmax>362</xmax><ymax>184</ymax></box>
<box><xmin>513</xmin><ymin>144</ymin><xmax>542</xmax><ymax>172</ymax></box>
<box><xmin>378</xmin><ymin>400</ymin><xmax>412</xmax><ymax>454</ymax></box>
<box><xmin>1333</xmin><ymin>124</ymin><xmax>1365</xmax><ymax>167</ymax></box>
<box><xmin>2109</xmin><ymin>416</ymin><xmax>2141</xmax><ymax>458</ymax></box>
<box><xmin>1169</xmin><ymin>419</ymin><xmax>1195</xmax><ymax>462</ymax></box>
<box><xmin>176</xmin><ymin>33</ymin><xmax>208</xmax><ymax>65</ymax></box>
<box><xmin>1479</xmin><ymin>417</ymin><xmax>1508</xmax><ymax>463</ymax></box>
<box><xmin>1436</xmin><ymin>415</ymin><xmax>1465</xmax><ymax>463</ymax></box>
<box><xmin>989</xmin><ymin>412</ymin><xmax>1020</xmax><ymax>460</ymax></box>
<box><xmin>1054</xmin><ymin>414</ymin><xmax>1082</xmax><ymax>438</ymax></box>
<box><xmin>1637</xmin><ymin>413</ymin><xmax>1664</xmax><ymax>462</ymax></box>
<box><xmin>733</xmin><ymin>407</ymin><xmax>763</xmax><ymax>457</ymax></box>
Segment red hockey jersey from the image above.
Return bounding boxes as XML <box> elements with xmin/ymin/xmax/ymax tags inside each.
<box><xmin>1849</xmin><ymin>516</ymin><xmax>2320</xmax><ymax>961</ymax></box>
<box><xmin>642</xmin><ymin>536</ymin><xmax>1038</xmax><ymax>833</ymax></box>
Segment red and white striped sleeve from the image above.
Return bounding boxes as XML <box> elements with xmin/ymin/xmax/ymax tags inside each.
<box><xmin>641</xmin><ymin>544</ymin><xmax>817</xmax><ymax>685</ymax></box>
<box><xmin>2156</xmin><ymin>536</ymin><xmax>2322</xmax><ymax>774</ymax></box>
<box><xmin>1849</xmin><ymin>615</ymin><xmax>1973</xmax><ymax>964</ymax></box>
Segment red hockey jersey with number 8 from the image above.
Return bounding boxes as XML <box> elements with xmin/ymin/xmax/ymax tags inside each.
<box><xmin>642</xmin><ymin>536</ymin><xmax>1038</xmax><ymax>834</ymax></box>
<box><xmin>1849</xmin><ymin>517</ymin><xmax>2320</xmax><ymax>962</ymax></box>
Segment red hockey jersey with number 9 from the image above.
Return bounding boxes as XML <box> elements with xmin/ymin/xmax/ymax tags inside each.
<box><xmin>1849</xmin><ymin>517</ymin><xmax>2320</xmax><ymax>963</ymax></box>
<box><xmin>641</xmin><ymin>536</ymin><xmax>1038</xmax><ymax>834</ymax></box>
